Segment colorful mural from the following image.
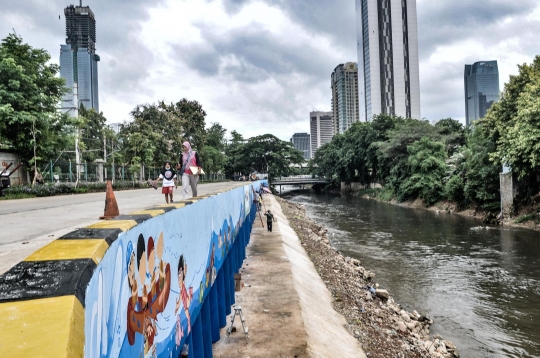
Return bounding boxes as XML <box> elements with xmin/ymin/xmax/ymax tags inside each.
<box><xmin>84</xmin><ymin>182</ymin><xmax>263</xmax><ymax>358</ymax></box>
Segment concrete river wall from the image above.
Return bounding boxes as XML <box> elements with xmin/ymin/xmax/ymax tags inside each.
<box><xmin>0</xmin><ymin>181</ymin><xmax>265</xmax><ymax>357</ymax></box>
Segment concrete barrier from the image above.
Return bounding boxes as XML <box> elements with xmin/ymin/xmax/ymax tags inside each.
<box><xmin>0</xmin><ymin>181</ymin><xmax>265</xmax><ymax>357</ymax></box>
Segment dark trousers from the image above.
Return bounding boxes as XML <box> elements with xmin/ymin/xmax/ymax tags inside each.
<box><xmin>267</xmin><ymin>221</ymin><xmax>273</xmax><ymax>232</ymax></box>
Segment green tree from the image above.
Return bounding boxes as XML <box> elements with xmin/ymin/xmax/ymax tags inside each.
<box><xmin>0</xmin><ymin>34</ymin><xmax>72</xmax><ymax>175</ymax></box>
<box><xmin>435</xmin><ymin>118</ymin><xmax>466</xmax><ymax>156</ymax></box>
<box><xmin>237</xmin><ymin>134</ymin><xmax>304</xmax><ymax>179</ymax></box>
<box><xmin>206</xmin><ymin>122</ymin><xmax>227</xmax><ymax>151</ymax></box>
<box><xmin>160</xmin><ymin>99</ymin><xmax>207</xmax><ymax>152</ymax></box>
<box><xmin>398</xmin><ymin>137</ymin><xmax>447</xmax><ymax>205</ymax></box>
<box><xmin>445</xmin><ymin>129</ymin><xmax>501</xmax><ymax>210</ymax></box>
<box><xmin>199</xmin><ymin>123</ymin><xmax>227</xmax><ymax>174</ymax></box>
<box><xmin>78</xmin><ymin>105</ymin><xmax>107</xmax><ymax>162</ymax></box>
<box><xmin>376</xmin><ymin>118</ymin><xmax>441</xmax><ymax>190</ymax></box>
<box><xmin>479</xmin><ymin>56</ymin><xmax>540</xmax><ymax>179</ymax></box>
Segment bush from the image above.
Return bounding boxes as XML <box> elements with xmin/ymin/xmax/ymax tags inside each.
<box><xmin>3</xmin><ymin>181</ymin><xmax>148</xmax><ymax>199</ymax></box>
<box><xmin>445</xmin><ymin>175</ymin><xmax>465</xmax><ymax>203</ymax></box>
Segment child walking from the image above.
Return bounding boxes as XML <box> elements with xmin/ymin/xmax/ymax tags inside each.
<box><xmin>153</xmin><ymin>161</ymin><xmax>177</xmax><ymax>204</ymax></box>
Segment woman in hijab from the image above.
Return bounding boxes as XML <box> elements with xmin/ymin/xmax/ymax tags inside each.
<box><xmin>176</xmin><ymin>141</ymin><xmax>202</xmax><ymax>199</ymax></box>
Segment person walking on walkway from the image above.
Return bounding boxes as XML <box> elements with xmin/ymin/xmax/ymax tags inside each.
<box><xmin>264</xmin><ymin>210</ymin><xmax>276</xmax><ymax>232</ymax></box>
<box><xmin>153</xmin><ymin>161</ymin><xmax>177</xmax><ymax>204</ymax></box>
<box><xmin>177</xmin><ymin>141</ymin><xmax>202</xmax><ymax>200</ymax></box>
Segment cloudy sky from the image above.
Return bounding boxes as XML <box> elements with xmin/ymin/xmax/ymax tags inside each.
<box><xmin>1</xmin><ymin>0</ymin><xmax>539</xmax><ymax>140</ymax></box>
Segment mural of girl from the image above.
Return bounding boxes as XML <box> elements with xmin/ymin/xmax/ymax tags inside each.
<box><xmin>175</xmin><ymin>255</ymin><xmax>193</xmax><ymax>335</ymax></box>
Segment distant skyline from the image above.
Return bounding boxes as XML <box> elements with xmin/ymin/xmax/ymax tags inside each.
<box><xmin>1</xmin><ymin>0</ymin><xmax>539</xmax><ymax>140</ymax></box>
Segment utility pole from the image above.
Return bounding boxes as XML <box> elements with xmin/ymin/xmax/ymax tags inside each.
<box><xmin>73</xmin><ymin>83</ymin><xmax>80</xmax><ymax>185</ymax></box>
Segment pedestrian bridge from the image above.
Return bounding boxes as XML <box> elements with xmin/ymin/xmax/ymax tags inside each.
<box><xmin>271</xmin><ymin>176</ymin><xmax>329</xmax><ymax>186</ymax></box>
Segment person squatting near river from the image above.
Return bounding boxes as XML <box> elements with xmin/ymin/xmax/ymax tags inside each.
<box><xmin>264</xmin><ymin>210</ymin><xmax>276</xmax><ymax>232</ymax></box>
<box><xmin>177</xmin><ymin>141</ymin><xmax>202</xmax><ymax>200</ymax></box>
<box><xmin>153</xmin><ymin>161</ymin><xmax>177</xmax><ymax>204</ymax></box>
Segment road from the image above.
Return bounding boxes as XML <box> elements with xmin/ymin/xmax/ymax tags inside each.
<box><xmin>0</xmin><ymin>181</ymin><xmax>246</xmax><ymax>274</ymax></box>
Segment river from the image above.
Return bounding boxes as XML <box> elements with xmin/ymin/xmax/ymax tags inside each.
<box><xmin>283</xmin><ymin>191</ymin><xmax>540</xmax><ymax>358</ymax></box>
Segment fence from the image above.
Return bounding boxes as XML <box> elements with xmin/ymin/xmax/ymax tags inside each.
<box><xmin>39</xmin><ymin>161</ymin><xmax>226</xmax><ymax>183</ymax></box>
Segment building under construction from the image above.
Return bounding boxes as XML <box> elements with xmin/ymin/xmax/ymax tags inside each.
<box><xmin>60</xmin><ymin>2</ymin><xmax>99</xmax><ymax>113</ymax></box>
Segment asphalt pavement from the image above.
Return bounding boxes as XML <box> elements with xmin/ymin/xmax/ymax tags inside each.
<box><xmin>0</xmin><ymin>181</ymin><xmax>246</xmax><ymax>274</ymax></box>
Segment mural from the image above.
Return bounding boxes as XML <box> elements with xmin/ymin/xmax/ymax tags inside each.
<box><xmin>85</xmin><ymin>182</ymin><xmax>263</xmax><ymax>358</ymax></box>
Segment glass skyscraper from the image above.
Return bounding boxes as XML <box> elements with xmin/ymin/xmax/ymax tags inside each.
<box><xmin>60</xmin><ymin>4</ymin><xmax>99</xmax><ymax>112</ymax></box>
<box><xmin>355</xmin><ymin>0</ymin><xmax>421</xmax><ymax>121</ymax></box>
<box><xmin>331</xmin><ymin>63</ymin><xmax>360</xmax><ymax>134</ymax></box>
<box><xmin>290</xmin><ymin>133</ymin><xmax>311</xmax><ymax>161</ymax></box>
<box><xmin>464</xmin><ymin>61</ymin><xmax>499</xmax><ymax>126</ymax></box>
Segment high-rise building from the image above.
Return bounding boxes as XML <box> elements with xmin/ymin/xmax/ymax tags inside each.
<box><xmin>60</xmin><ymin>3</ymin><xmax>100</xmax><ymax>113</ymax></box>
<box><xmin>310</xmin><ymin>111</ymin><xmax>334</xmax><ymax>158</ymax></box>
<box><xmin>331</xmin><ymin>63</ymin><xmax>360</xmax><ymax>134</ymax></box>
<box><xmin>464</xmin><ymin>61</ymin><xmax>499</xmax><ymax>126</ymax></box>
<box><xmin>290</xmin><ymin>133</ymin><xmax>311</xmax><ymax>161</ymax></box>
<box><xmin>355</xmin><ymin>0</ymin><xmax>421</xmax><ymax>121</ymax></box>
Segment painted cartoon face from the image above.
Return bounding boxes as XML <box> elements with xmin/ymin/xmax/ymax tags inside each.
<box><xmin>178</xmin><ymin>255</ymin><xmax>186</xmax><ymax>288</ymax></box>
<box><xmin>127</xmin><ymin>252</ymin><xmax>136</xmax><ymax>288</ymax></box>
<box><xmin>178</xmin><ymin>266</ymin><xmax>184</xmax><ymax>287</ymax></box>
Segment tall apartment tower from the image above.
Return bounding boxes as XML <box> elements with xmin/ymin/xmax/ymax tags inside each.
<box><xmin>60</xmin><ymin>3</ymin><xmax>100</xmax><ymax>113</ymax></box>
<box><xmin>464</xmin><ymin>61</ymin><xmax>499</xmax><ymax>127</ymax></box>
<box><xmin>290</xmin><ymin>133</ymin><xmax>311</xmax><ymax>161</ymax></box>
<box><xmin>331</xmin><ymin>63</ymin><xmax>360</xmax><ymax>134</ymax></box>
<box><xmin>355</xmin><ymin>0</ymin><xmax>421</xmax><ymax>121</ymax></box>
<box><xmin>310</xmin><ymin>111</ymin><xmax>334</xmax><ymax>158</ymax></box>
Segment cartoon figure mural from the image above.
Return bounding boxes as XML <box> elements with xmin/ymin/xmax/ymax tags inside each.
<box><xmin>127</xmin><ymin>234</ymin><xmax>171</xmax><ymax>349</ymax></box>
<box><xmin>84</xmin><ymin>181</ymin><xmax>265</xmax><ymax>358</ymax></box>
<box><xmin>175</xmin><ymin>255</ymin><xmax>193</xmax><ymax>337</ymax></box>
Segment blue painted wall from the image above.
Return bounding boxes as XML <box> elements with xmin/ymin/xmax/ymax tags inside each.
<box><xmin>84</xmin><ymin>181</ymin><xmax>265</xmax><ymax>357</ymax></box>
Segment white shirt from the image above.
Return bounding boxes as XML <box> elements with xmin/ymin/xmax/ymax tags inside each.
<box><xmin>159</xmin><ymin>170</ymin><xmax>177</xmax><ymax>187</ymax></box>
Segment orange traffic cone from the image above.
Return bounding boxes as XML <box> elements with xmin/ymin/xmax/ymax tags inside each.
<box><xmin>100</xmin><ymin>180</ymin><xmax>120</xmax><ymax>219</ymax></box>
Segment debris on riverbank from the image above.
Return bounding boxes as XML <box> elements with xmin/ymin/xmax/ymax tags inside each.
<box><xmin>278</xmin><ymin>197</ymin><xmax>460</xmax><ymax>358</ymax></box>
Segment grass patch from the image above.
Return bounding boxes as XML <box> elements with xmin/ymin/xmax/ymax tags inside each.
<box><xmin>514</xmin><ymin>213</ymin><xmax>538</xmax><ymax>223</ymax></box>
<box><xmin>378</xmin><ymin>188</ymin><xmax>394</xmax><ymax>202</ymax></box>
<box><xmin>0</xmin><ymin>192</ymin><xmax>36</xmax><ymax>200</ymax></box>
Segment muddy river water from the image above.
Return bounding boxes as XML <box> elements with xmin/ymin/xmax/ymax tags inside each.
<box><xmin>284</xmin><ymin>192</ymin><xmax>540</xmax><ymax>357</ymax></box>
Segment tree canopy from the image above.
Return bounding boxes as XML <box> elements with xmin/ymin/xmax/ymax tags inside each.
<box><xmin>0</xmin><ymin>34</ymin><xmax>72</xmax><ymax>166</ymax></box>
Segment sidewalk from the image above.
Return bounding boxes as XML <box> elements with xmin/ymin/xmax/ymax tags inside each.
<box><xmin>213</xmin><ymin>194</ymin><xmax>365</xmax><ymax>357</ymax></box>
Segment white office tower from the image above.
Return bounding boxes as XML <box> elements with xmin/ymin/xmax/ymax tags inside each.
<box><xmin>355</xmin><ymin>0</ymin><xmax>421</xmax><ymax>121</ymax></box>
<box><xmin>310</xmin><ymin>111</ymin><xmax>334</xmax><ymax>158</ymax></box>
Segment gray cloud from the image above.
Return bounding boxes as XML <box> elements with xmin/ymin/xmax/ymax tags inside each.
<box><xmin>2</xmin><ymin>0</ymin><xmax>539</xmax><ymax>135</ymax></box>
<box><xmin>417</xmin><ymin>0</ymin><xmax>539</xmax><ymax>59</ymax></box>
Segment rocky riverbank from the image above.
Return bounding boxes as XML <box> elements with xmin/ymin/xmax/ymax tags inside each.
<box><xmin>278</xmin><ymin>197</ymin><xmax>460</xmax><ymax>358</ymax></box>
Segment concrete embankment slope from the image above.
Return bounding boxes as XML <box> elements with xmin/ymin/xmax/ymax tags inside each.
<box><xmin>214</xmin><ymin>194</ymin><xmax>366</xmax><ymax>357</ymax></box>
<box><xmin>0</xmin><ymin>181</ymin><xmax>263</xmax><ymax>358</ymax></box>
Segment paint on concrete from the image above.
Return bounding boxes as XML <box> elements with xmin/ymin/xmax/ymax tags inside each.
<box><xmin>83</xmin><ymin>182</ymin><xmax>263</xmax><ymax>357</ymax></box>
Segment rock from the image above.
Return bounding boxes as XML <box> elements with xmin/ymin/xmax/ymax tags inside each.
<box><xmin>397</xmin><ymin>321</ymin><xmax>407</xmax><ymax>333</ymax></box>
<box><xmin>354</xmin><ymin>330</ymin><xmax>360</xmax><ymax>337</ymax></box>
<box><xmin>434</xmin><ymin>334</ymin><xmax>443</xmax><ymax>340</ymax></box>
<box><xmin>443</xmin><ymin>340</ymin><xmax>457</xmax><ymax>350</ymax></box>
<box><xmin>351</xmin><ymin>258</ymin><xmax>361</xmax><ymax>266</ymax></box>
<box><xmin>437</xmin><ymin>344</ymin><xmax>448</xmax><ymax>354</ymax></box>
<box><xmin>400</xmin><ymin>310</ymin><xmax>410</xmax><ymax>322</ymax></box>
<box><xmin>365</xmin><ymin>292</ymin><xmax>372</xmax><ymax>301</ymax></box>
<box><xmin>406</xmin><ymin>321</ymin><xmax>416</xmax><ymax>330</ymax></box>
<box><xmin>375</xmin><ymin>289</ymin><xmax>389</xmax><ymax>299</ymax></box>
